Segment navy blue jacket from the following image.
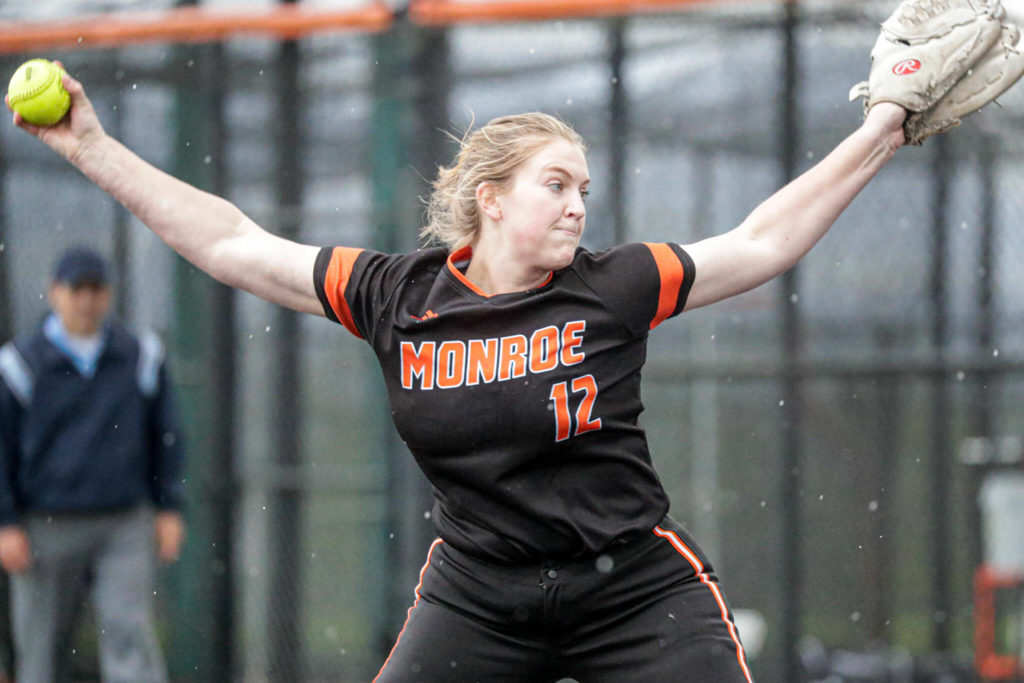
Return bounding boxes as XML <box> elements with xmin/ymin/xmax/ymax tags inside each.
<box><xmin>0</xmin><ymin>320</ymin><xmax>184</xmax><ymax>526</ymax></box>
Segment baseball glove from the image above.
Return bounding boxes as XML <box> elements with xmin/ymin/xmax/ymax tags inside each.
<box><xmin>850</xmin><ymin>0</ymin><xmax>1024</xmax><ymax>145</ymax></box>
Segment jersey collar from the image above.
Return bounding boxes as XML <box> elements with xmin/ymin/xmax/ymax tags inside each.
<box><xmin>446</xmin><ymin>245</ymin><xmax>554</xmax><ymax>298</ymax></box>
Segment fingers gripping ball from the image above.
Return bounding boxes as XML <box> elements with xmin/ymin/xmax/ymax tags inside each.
<box><xmin>7</xmin><ymin>59</ymin><xmax>70</xmax><ymax>126</ymax></box>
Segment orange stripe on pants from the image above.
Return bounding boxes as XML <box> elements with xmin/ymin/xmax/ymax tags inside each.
<box><xmin>653</xmin><ymin>525</ymin><xmax>754</xmax><ymax>683</ymax></box>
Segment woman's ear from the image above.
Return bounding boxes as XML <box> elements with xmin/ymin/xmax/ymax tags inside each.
<box><xmin>476</xmin><ymin>181</ymin><xmax>502</xmax><ymax>221</ymax></box>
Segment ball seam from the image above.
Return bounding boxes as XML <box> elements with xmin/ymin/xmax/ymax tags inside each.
<box><xmin>8</xmin><ymin>60</ymin><xmax>61</xmax><ymax>106</ymax></box>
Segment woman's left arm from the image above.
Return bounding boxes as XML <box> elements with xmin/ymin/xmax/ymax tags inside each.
<box><xmin>682</xmin><ymin>102</ymin><xmax>907</xmax><ymax>311</ymax></box>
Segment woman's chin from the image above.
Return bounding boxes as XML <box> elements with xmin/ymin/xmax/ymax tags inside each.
<box><xmin>550</xmin><ymin>249</ymin><xmax>577</xmax><ymax>271</ymax></box>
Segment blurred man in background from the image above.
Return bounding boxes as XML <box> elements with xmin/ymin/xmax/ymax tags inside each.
<box><xmin>0</xmin><ymin>246</ymin><xmax>185</xmax><ymax>683</ymax></box>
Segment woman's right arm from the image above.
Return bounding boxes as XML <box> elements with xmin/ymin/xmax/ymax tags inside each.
<box><xmin>8</xmin><ymin>69</ymin><xmax>324</xmax><ymax>316</ymax></box>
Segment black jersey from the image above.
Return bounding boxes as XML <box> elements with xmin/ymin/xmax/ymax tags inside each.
<box><xmin>314</xmin><ymin>242</ymin><xmax>695</xmax><ymax>563</ymax></box>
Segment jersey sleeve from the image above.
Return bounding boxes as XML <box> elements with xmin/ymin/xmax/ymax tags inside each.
<box><xmin>642</xmin><ymin>242</ymin><xmax>695</xmax><ymax>328</ymax></box>
<box><xmin>314</xmin><ymin>247</ymin><xmax>365</xmax><ymax>337</ymax></box>
<box><xmin>313</xmin><ymin>246</ymin><xmax>411</xmax><ymax>341</ymax></box>
<box><xmin>573</xmin><ymin>242</ymin><xmax>695</xmax><ymax>336</ymax></box>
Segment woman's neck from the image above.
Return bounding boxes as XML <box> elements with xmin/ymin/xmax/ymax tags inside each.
<box><xmin>463</xmin><ymin>241</ymin><xmax>550</xmax><ymax>295</ymax></box>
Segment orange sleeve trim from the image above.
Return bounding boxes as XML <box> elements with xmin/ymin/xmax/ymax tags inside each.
<box><xmin>323</xmin><ymin>246</ymin><xmax>365</xmax><ymax>338</ymax></box>
<box><xmin>643</xmin><ymin>242</ymin><xmax>684</xmax><ymax>330</ymax></box>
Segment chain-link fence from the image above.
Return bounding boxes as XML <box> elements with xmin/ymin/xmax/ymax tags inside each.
<box><xmin>3</xmin><ymin>0</ymin><xmax>1024</xmax><ymax>680</ymax></box>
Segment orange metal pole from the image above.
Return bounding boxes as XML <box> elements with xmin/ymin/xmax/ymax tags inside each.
<box><xmin>0</xmin><ymin>0</ymin><xmax>769</xmax><ymax>54</ymax></box>
<box><xmin>0</xmin><ymin>3</ymin><xmax>393</xmax><ymax>54</ymax></box>
<box><xmin>410</xmin><ymin>0</ymin><xmax>735</xmax><ymax>25</ymax></box>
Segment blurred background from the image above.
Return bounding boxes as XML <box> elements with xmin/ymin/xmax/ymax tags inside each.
<box><xmin>2</xmin><ymin>0</ymin><xmax>1024</xmax><ymax>680</ymax></box>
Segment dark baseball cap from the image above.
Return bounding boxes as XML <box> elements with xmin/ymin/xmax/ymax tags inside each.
<box><xmin>52</xmin><ymin>247</ymin><xmax>109</xmax><ymax>287</ymax></box>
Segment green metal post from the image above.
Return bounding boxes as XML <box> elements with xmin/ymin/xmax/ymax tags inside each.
<box><xmin>265</xmin><ymin>20</ymin><xmax>306</xmax><ymax>679</ymax></box>
<box><xmin>608</xmin><ymin>17</ymin><xmax>629</xmax><ymax>247</ymax></box>
<box><xmin>166</xmin><ymin>43</ymin><xmax>235</xmax><ymax>682</ymax></box>
<box><xmin>371</xmin><ymin>14</ymin><xmax>451</xmax><ymax>658</ymax></box>
<box><xmin>779</xmin><ymin>4</ymin><xmax>804</xmax><ymax>681</ymax></box>
<box><xmin>372</xmin><ymin>15</ymin><xmax>418</xmax><ymax>655</ymax></box>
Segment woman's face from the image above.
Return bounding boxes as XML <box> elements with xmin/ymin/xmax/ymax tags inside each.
<box><xmin>492</xmin><ymin>137</ymin><xmax>590</xmax><ymax>272</ymax></box>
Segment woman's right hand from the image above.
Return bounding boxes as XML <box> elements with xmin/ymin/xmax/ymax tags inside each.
<box><xmin>6</xmin><ymin>62</ymin><xmax>107</xmax><ymax>167</ymax></box>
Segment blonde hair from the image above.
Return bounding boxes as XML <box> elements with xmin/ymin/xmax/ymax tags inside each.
<box><xmin>422</xmin><ymin>112</ymin><xmax>587</xmax><ymax>251</ymax></box>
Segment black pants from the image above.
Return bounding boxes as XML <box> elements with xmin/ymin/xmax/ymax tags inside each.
<box><xmin>374</xmin><ymin>516</ymin><xmax>753</xmax><ymax>682</ymax></box>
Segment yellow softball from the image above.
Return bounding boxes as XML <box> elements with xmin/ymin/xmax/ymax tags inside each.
<box><xmin>7</xmin><ymin>59</ymin><xmax>70</xmax><ymax>126</ymax></box>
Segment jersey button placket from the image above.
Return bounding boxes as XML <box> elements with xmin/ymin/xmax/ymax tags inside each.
<box><xmin>539</xmin><ymin>562</ymin><xmax>563</xmax><ymax>624</ymax></box>
<box><xmin>540</xmin><ymin>561</ymin><xmax>562</xmax><ymax>586</ymax></box>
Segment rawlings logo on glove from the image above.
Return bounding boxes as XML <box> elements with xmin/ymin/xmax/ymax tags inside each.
<box><xmin>850</xmin><ymin>0</ymin><xmax>1024</xmax><ymax>144</ymax></box>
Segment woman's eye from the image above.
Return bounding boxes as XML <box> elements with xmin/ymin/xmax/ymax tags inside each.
<box><xmin>580</xmin><ymin>190</ymin><xmax>590</xmax><ymax>200</ymax></box>
<box><xmin>548</xmin><ymin>182</ymin><xmax>563</xmax><ymax>192</ymax></box>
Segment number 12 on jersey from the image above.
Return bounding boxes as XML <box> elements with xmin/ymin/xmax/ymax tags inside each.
<box><xmin>549</xmin><ymin>374</ymin><xmax>602</xmax><ymax>442</ymax></box>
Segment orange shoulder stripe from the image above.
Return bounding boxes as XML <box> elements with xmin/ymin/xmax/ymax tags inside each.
<box><xmin>642</xmin><ymin>242</ymin><xmax>685</xmax><ymax>330</ymax></box>
<box><xmin>323</xmin><ymin>246</ymin><xmax>364</xmax><ymax>338</ymax></box>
